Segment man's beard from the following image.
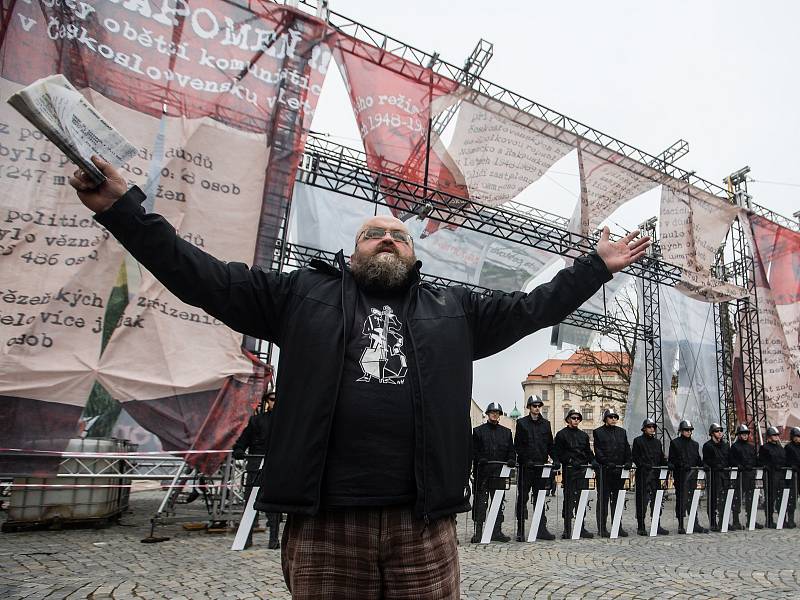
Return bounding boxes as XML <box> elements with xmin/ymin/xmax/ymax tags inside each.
<box><xmin>350</xmin><ymin>248</ymin><xmax>415</xmax><ymax>292</ymax></box>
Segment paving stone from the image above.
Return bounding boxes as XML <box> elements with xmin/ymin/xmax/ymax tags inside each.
<box><xmin>1</xmin><ymin>491</ymin><xmax>799</xmax><ymax>599</ymax></box>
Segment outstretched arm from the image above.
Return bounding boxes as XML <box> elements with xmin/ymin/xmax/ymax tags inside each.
<box><xmin>464</xmin><ymin>227</ymin><xmax>650</xmax><ymax>359</ymax></box>
<box><xmin>70</xmin><ymin>156</ymin><xmax>293</xmax><ymax>343</ymax></box>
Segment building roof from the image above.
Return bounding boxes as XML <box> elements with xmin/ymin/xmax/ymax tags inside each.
<box><xmin>525</xmin><ymin>350</ymin><xmax>630</xmax><ymax>380</ymax></box>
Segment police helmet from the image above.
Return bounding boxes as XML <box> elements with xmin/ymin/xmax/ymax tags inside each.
<box><xmin>766</xmin><ymin>426</ymin><xmax>780</xmax><ymax>437</ymax></box>
<box><xmin>641</xmin><ymin>418</ymin><xmax>657</xmax><ymax>431</ymax></box>
<box><xmin>485</xmin><ymin>402</ymin><xmax>503</xmax><ymax>416</ymax></box>
<box><xmin>736</xmin><ymin>424</ymin><xmax>750</xmax><ymax>435</ymax></box>
<box><xmin>603</xmin><ymin>408</ymin><xmax>620</xmax><ymax>421</ymax></box>
<box><xmin>565</xmin><ymin>409</ymin><xmax>583</xmax><ymax>422</ymax></box>
<box><xmin>791</xmin><ymin>427</ymin><xmax>800</xmax><ymax>438</ymax></box>
<box><xmin>709</xmin><ymin>423</ymin><xmax>723</xmax><ymax>434</ymax></box>
<box><xmin>527</xmin><ymin>395</ymin><xmax>544</xmax><ymax>407</ymax></box>
<box><xmin>678</xmin><ymin>420</ymin><xmax>694</xmax><ymax>432</ymax></box>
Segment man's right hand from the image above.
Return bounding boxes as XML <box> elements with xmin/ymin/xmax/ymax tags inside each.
<box><xmin>68</xmin><ymin>155</ymin><xmax>128</xmax><ymax>214</ymax></box>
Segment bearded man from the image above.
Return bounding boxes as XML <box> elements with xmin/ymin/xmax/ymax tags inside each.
<box><xmin>71</xmin><ymin>156</ymin><xmax>649</xmax><ymax>600</ymax></box>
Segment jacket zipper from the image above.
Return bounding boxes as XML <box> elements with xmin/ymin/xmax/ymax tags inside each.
<box><xmin>404</xmin><ymin>280</ymin><xmax>430</xmax><ymax>524</ymax></box>
<box><xmin>313</xmin><ymin>252</ymin><xmax>349</xmax><ymax>513</ymax></box>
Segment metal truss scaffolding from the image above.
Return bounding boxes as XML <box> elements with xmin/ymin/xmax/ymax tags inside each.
<box><xmin>726</xmin><ymin>170</ymin><xmax>768</xmax><ymax>443</ymax></box>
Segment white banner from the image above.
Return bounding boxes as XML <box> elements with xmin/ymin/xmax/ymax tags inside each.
<box><xmin>447</xmin><ymin>102</ymin><xmax>573</xmax><ymax>205</ymax></box>
<box><xmin>659</xmin><ymin>184</ymin><xmax>746</xmax><ymax>302</ymax></box>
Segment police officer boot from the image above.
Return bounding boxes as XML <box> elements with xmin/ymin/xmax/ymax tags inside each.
<box><xmin>637</xmin><ymin>520</ymin><xmax>647</xmax><ymax>536</ymax></box>
<box><xmin>786</xmin><ymin>517</ymin><xmax>797</xmax><ymax>529</ymax></box>
<box><xmin>694</xmin><ymin>518</ymin><xmax>708</xmax><ymax>534</ymax></box>
<box><xmin>617</xmin><ymin>526</ymin><xmax>629</xmax><ymax>537</ymax></box>
<box><xmin>579</xmin><ymin>527</ymin><xmax>594</xmax><ymax>539</ymax></box>
<box><xmin>267</xmin><ymin>526</ymin><xmax>279</xmax><ymax>549</ymax></box>
<box><xmin>491</xmin><ymin>525</ymin><xmax>510</xmax><ymax>542</ymax></box>
<box><xmin>657</xmin><ymin>525</ymin><xmax>669</xmax><ymax>535</ymax></box>
<box><xmin>515</xmin><ymin>527</ymin><xmax>525</xmax><ymax>542</ymax></box>
<box><xmin>471</xmin><ymin>522</ymin><xmax>483</xmax><ymax>543</ymax></box>
<box><xmin>730</xmin><ymin>515</ymin><xmax>743</xmax><ymax>531</ymax></box>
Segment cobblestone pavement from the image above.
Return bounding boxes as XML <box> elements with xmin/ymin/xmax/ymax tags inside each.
<box><xmin>1</xmin><ymin>490</ymin><xmax>798</xmax><ymax>599</ymax></box>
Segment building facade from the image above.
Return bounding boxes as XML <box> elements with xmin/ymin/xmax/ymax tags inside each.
<box><xmin>521</xmin><ymin>350</ymin><xmax>630</xmax><ymax>434</ymax></box>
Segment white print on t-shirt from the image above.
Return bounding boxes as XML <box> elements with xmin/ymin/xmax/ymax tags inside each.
<box><xmin>356</xmin><ymin>305</ymin><xmax>407</xmax><ymax>384</ymax></box>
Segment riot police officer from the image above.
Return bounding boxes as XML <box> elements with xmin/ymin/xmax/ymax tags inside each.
<box><xmin>702</xmin><ymin>422</ymin><xmax>729</xmax><ymax>531</ymax></box>
<box><xmin>592</xmin><ymin>408</ymin><xmax>631</xmax><ymax>537</ymax></box>
<box><xmin>472</xmin><ymin>403</ymin><xmax>515</xmax><ymax>542</ymax></box>
<box><xmin>785</xmin><ymin>426</ymin><xmax>800</xmax><ymax>529</ymax></box>
<box><xmin>233</xmin><ymin>390</ymin><xmax>280</xmax><ymax>549</ymax></box>
<box><xmin>668</xmin><ymin>420</ymin><xmax>708</xmax><ymax>534</ymax></box>
<box><xmin>632</xmin><ymin>417</ymin><xmax>668</xmax><ymax>536</ymax></box>
<box><xmin>728</xmin><ymin>424</ymin><xmax>761</xmax><ymax>529</ymax></box>
<box><xmin>514</xmin><ymin>395</ymin><xmax>556</xmax><ymax>541</ymax></box>
<box><xmin>554</xmin><ymin>409</ymin><xmax>594</xmax><ymax>539</ymax></box>
<box><xmin>760</xmin><ymin>425</ymin><xmax>788</xmax><ymax>528</ymax></box>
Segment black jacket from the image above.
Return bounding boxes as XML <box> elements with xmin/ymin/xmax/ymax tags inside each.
<box><xmin>668</xmin><ymin>435</ymin><xmax>702</xmax><ymax>471</ymax></box>
<box><xmin>728</xmin><ymin>439</ymin><xmax>758</xmax><ymax>469</ymax></box>
<box><xmin>702</xmin><ymin>439</ymin><xmax>730</xmax><ymax>470</ymax></box>
<box><xmin>472</xmin><ymin>421</ymin><xmax>515</xmax><ymax>475</ymax></box>
<box><xmin>514</xmin><ymin>414</ymin><xmax>554</xmax><ymax>465</ymax></box>
<box><xmin>554</xmin><ymin>426</ymin><xmax>594</xmax><ymax>467</ymax></box>
<box><xmin>232</xmin><ymin>411</ymin><xmax>273</xmax><ymax>471</ymax></box>
<box><xmin>592</xmin><ymin>424</ymin><xmax>631</xmax><ymax>466</ymax></box>
<box><xmin>759</xmin><ymin>442</ymin><xmax>787</xmax><ymax>470</ymax></box>
<box><xmin>632</xmin><ymin>434</ymin><xmax>665</xmax><ymax>470</ymax></box>
<box><xmin>96</xmin><ymin>187</ymin><xmax>611</xmax><ymax>520</ymax></box>
<box><xmin>785</xmin><ymin>442</ymin><xmax>800</xmax><ymax>467</ymax></box>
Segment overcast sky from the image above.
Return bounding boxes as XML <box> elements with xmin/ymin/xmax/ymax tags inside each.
<box><xmin>304</xmin><ymin>0</ymin><xmax>800</xmax><ymax>413</ymax></box>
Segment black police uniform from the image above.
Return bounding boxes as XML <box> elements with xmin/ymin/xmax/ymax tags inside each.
<box><xmin>233</xmin><ymin>410</ymin><xmax>280</xmax><ymax>548</ymax></box>
<box><xmin>759</xmin><ymin>439</ymin><xmax>788</xmax><ymax>528</ymax></box>
<box><xmin>785</xmin><ymin>439</ymin><xmax>800</xmax><ymax>528</ymax></box>
<box><xmin>472</xmin><ymin>420</ymin><xmax>515</xmax><ymax>540</ymax></box>
<box><xmin>632</xmin><ymin>432</ymin><xmax>666</xmax><ymax>532</ymax></box>
<box><xmin>513</xmin><ymin>413</ymin><xmax>555</xmax><ymax>539</ymax></box>
<box><xmin>728</xmin><ymin>437</ymin><xmax>759</xmax><ymax>528</ymax></box>
<box><xmin>668</xmin><ymin>435</ymin><xmax>706</xmax><ymax>532</ymax></box>
<box><xmin>554</xmin><ymin>425</ymin><xmax>594</xmax><ymax>537</ymax></box>
<box><xmin>592</xmin><ymin>423</ymin><xmax>631</xmax><ymax>536</ymax></box>
<box><xmin>702</xmin><ymin>438</ymin><xmax>730</xmax><ymax>530</ymax></box>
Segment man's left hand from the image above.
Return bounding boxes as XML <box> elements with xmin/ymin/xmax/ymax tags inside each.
<box><xmin>595</xmin><ymin>226</ymin><xmax>651</xmax><ymax>274</ymax></box>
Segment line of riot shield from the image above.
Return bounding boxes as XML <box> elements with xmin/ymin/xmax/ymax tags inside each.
<box><xmin>673</xmin><ymin>466</ymin><xmax>708</xmax><ymax>534</ymax></box>
<box><xmin>471</xmin><ymin>460</ymin><xmax>513</xmax><ymax>543</ymax></box>
<box><xmin>562</xmin><ymin>464</ymin><xmax>595</xmax><ymax>539</ymax></box>
<box><xmin>635</xmin><ymin>464</ymin><xmax>669</xmax><ymax>536</ymax></box>
<box><xmin>595</xmin><ymin>463</ymin><xmax>631</xmax><ymax>538</ymax></box>
<box><xmin>515</xmin><ymin>462</ymin><xmax>556</xmax><ymax>541</ymax></box>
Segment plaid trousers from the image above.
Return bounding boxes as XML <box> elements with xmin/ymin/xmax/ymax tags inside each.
<box><xmin>281</xmin><ymin>506</ymin><xmax>460</xmax><ymax>599</ymax></box>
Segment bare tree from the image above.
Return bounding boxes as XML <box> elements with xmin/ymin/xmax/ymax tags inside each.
<box><xmin>562</xmin><ymin>284</ymin><xmax>638</xmax><ymax>406</ymax></box>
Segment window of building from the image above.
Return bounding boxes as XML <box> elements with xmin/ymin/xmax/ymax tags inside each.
<box><xmin>542</xmin><ymin>408</ymin><xmax>549</xmax><ymax>419</ymax></box>
<box><xmin>541</xmin><ymin>390</ymin><xmax>548</xmax><ymax>401</ymax></box>
<box><xmin>563</xmin><ymin>389</ymin><xmax>570</xmax><ymax>400</ymax></box>
<box><xmin>563</xmin><ymin>406</ymin><xmax>572</xmax><ymax>419</ymax></box>
<box><xmin>583</xmin><ymin>405</ymin><xmax>593</xmax><ymax>422</ymax></box>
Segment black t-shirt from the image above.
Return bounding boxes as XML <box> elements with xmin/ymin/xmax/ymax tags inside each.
<box><xmin>321</xmin><ymin>288</ymin><xmax>416</xmax><ymax>507</ymax></box>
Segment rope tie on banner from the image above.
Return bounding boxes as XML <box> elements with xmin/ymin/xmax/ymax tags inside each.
<box><xmin>140</xmin><ymin>104</ymin><xmax>169</xmax><ymax>214</ymax></box>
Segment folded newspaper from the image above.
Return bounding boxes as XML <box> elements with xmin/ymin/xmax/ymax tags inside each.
<box><xmin>6</xmin><ymin>74</ymin><xmax>136</xmax><ymax>186</ymax></box>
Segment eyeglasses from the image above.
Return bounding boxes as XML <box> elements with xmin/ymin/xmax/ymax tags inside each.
<box><xmin>607</xmin><ymin>415</ymin><xmax>619</xmax><ymax>420</ymax></box>
<box><xmin>568</xmin><ymin>416</ymin><xmax>581</xmax><ymax>421</ymax></box>
<box><xmin>358</xmin><ymin>227</ymin><xmax>413</xmax><ymax>244</ymax></box>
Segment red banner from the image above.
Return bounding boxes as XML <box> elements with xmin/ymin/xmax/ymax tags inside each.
<box><xmin>0</xmin><ymin>1</ymin><xmax>328</xmax><ymax>471</ymax></box>
<box><xmin>750</xmin><ymin>215</ymin><xmax>800</xmax><ymax>305</ymax></box>
<box><xmin>333</xmin><ymin>33</ymin><xmax>468</xmax><ymax>228</ymax></box>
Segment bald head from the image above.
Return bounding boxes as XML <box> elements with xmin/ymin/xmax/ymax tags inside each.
<box><xmin>353</xmin><ymin>215</ymin><xmax>411</xmax><ymax>250</ymax></box>
<box><xmin>350</xmin><ymin>215</ymin><xmax>416</xmax><ymax>292</ymax></box>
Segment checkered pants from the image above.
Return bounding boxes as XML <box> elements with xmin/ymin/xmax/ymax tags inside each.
<box><xmin>281</xmin><ymin>507</ymin><xmax>460</xmax><ymax>599</ymax></box>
